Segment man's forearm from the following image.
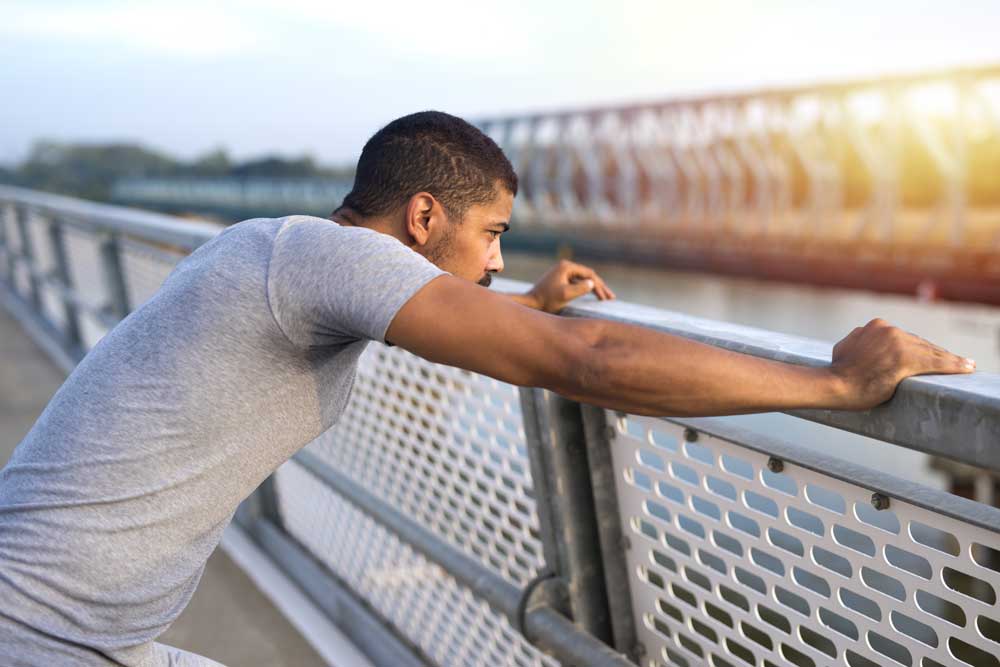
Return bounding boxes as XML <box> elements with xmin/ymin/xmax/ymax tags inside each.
<box><xmin>560</xmin><ymin>318</ymin><xmax>848</xmax><ymax>417</ymax></box>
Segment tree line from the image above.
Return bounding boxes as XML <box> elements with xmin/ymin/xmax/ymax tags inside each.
<box><xmin>0</xmin><ymin>141</ymin><xmax>353</xmax><ymax>202</ymax></box>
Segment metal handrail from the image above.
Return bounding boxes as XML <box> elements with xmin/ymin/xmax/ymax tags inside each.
<box><xmin>0</xmin><ymin>184</ymin><xmax>220</xmax><ymax>251</ymax></box>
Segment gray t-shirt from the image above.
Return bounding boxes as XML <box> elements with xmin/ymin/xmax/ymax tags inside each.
<box><xmin>0</xmin><ymin>216</ymin><xmax>445</xmax><ymax>665</ymax></box>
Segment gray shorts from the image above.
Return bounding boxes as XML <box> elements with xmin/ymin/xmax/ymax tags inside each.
<box><xmin>150</xmin><ymin>643</ymin><xmax>227</xmax><ymax>667</ymax></box>
<box><xmin>0</xmin><ymin>612</ymin><xmax>226</xmax><ymax>667</ymax></box>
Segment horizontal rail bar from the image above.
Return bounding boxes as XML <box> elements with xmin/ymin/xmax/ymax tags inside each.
<box><xmin>559</xmin><ymin>294</ymin><xmax>1000</xmax><ymax>473</ymax></box>
<box><xmin>669</xmin><ymin>416</ymin><xmax>1000</xmax><ymax>534</ymax></box>
<box><xmin>292</xmin><ymin>449</ymin><xmax>635</xmax><ymax>667</ymax></box>
<box><xmin>0</xmin><ymin>185</ymin><xmax>220</xmax><ymax>250</ymax></box>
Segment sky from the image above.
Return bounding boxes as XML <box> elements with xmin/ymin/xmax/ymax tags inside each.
<box><xmin>2</xmin><ymin>0</ymin><xmax>999</xmax><ymax>166</ymax></box>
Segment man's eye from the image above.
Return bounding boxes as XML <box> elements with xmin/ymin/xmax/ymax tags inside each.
<box><xmin>488</xmin><ymin>230</ymin><xmax>501</xmax><ymax>239</ymax></box>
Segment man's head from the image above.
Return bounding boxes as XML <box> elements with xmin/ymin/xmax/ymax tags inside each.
<box><xmin>334</xmin><ymin>111</ymin><xmax>517</xmax><ymax>286</ymax></box>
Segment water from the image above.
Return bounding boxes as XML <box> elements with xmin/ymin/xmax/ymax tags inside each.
<box><xmin>503</xmin><ymin>252</ymin><xmax>1000</xmax><ymax>490</ymax></box>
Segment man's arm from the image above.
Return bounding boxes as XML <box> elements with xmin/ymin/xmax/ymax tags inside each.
<box><xmin>386</xmin><ymin>275</ymin><xmax>974</xmax><ymax>417</ymax></box>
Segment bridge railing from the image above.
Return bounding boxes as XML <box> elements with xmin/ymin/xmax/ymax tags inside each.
<box><xmin>1</xmin><ymin>184</ymin><xmax>998</xmax><ymax>667</ymax></box>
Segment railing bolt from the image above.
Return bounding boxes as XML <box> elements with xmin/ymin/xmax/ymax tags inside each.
<box><xmin>632</xmin><ymin>643</ymin><xmax>647</xmax><ymax>659</ymax></box>
<box><xmin>767</xmin><ymin>457</ymin><xmax>784</xmax><ymax>473</ymax></box>
<box><xmin>871</xmin><ymin>492</ymin><xmax>891</xmax><ymax>511</ymax></box>
<box><xmin>683</xmin><ymin>428</ymin><xmax>698</xmax><ymax>443</ymax></box>
<box><xmin>620</xmin><ymin>534</ymin><xmax>632</xmax><ymax>551</ymax></box>
<box><xmin>605</xmin><ymin>426</ymin><xmax>616</xmax><ymax>441</ymax></box>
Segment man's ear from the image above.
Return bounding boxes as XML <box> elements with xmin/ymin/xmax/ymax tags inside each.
<box><xmin>404</xmin><ymin>192</ymin><xmax>445</xmax><ymax>247</ymax></box>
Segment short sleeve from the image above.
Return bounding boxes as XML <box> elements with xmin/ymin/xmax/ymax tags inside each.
<box><xmin>266</xmin><ymin>217</ymin><xmax>446</xmax><ymax>348</ymax></box>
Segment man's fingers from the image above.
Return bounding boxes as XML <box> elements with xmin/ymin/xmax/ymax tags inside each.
<box><xmin>565</xmin><ymin>279</ymin><xmax>595</xmax><ymax>300</ymax></box>
<box><xmin>903</xmin><ymin>329</ymin><xmax>975</xmax><ymax>373</ymax></box>
<box><xmin>588</xmin><ymin>277</ymin><xmax>613</xmax><ymax>300</ymax></box>
<box><xmin>930</xmin><ymin>355</ymin><xmax>976</xmax><ymax>374</ymax></box>
<box><xmin>912</xmin><ymin>346</ymin><xmax>975</xmax><ymax>375</ymax></box>
<box><xmin>563</xmin><ymin>262</ymin><xmax>615</xmax><ymax>300</ymax></box>
<box><xmin>596</xmin><ymin>277</ymin><xmax>615</xmax><ymax>300</ymax></box>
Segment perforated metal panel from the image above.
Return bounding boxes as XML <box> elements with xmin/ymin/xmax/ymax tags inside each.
<box><xmin>62</xmin><ymin>224</ymin><xmax>111</xmax><ymax>346</ymax></box>
<box><xmin>1</xmin><ymin>204</ymin><xmax>21</xmax><ymax>255</ymax></box>
<box><xmin>119</xmin><ymin>239</ymin><xmax>183</xmax><ymax>309</ymax></box>
<box><xmin>293</xmin><ymin>343</ymin><xmax>546</xmax><ymax>586</ymax></box>
<box><xmin>277</xmin><ymin>461</ymin><xmax>559</xmax><ymax>667</ymax></box>
<box><xmin>62</xmin><ymin>225</ymin><xmax>105</xmax><ymax>310</ymax></box>
<box><xmin>611</xmin><ymin>414</ymin><xmax>1000</xmax><ymax>667</ymax></box>
<box><xmin>274</xmin><ymin>342</ymin><xmax>558</xmax><ymax>666</ymax></box>
<box><xmin>22</xmin><ymin>212</ymin><xmax>65</xmax><ymax>331</ymax></box>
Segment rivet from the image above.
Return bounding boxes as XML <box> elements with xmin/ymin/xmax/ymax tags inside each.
<box><xmin>871</xmin><ymin>492</ymin><xmax>891</xmax><ymax>510</ymax></box>
<box><xmin>767</xmin><ymin>457</ymin><xmax>784</xmax><ymax>473</ymax></box>
<box><xmin>605</xmin><ymin>426</ymin><xmax>616</xmax><ymax>441</ymax></box>
<box><xmin>683</xmin><ymin>428</ymin><xmax>698</xmax><ymax>442</ymax></box>
<box><xmin>620</xmin><ymin>534</ymin><xmax>632</xmax><ymax>551</ymax></box>
<box><xmin>633</xmin><ymin>642</ymin><xmax>647</xmax><ymax>658</ymax></box>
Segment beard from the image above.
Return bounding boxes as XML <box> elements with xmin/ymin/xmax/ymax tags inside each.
<box><xmin>427</xmin><ymin>226</ymin><xmax>495</xmax><ymax>288</ymax></box>
<box><xmin>426</xmin><ymin>225</ymin><xmax>456</xmax><ymax>267</ymax></box>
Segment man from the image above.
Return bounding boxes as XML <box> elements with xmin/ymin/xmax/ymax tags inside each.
<box><xmin>0</xmin><ymin>111</ymin><xmax>974</xmax><ymax>667</ymax></box>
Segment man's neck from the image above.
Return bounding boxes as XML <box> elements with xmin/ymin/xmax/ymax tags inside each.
<box><xmin>330</xmin><ymin>207</ymin><xmax>361</xmax><ymax>227</ymax></box>
<box><xmin>330</xmin><ymin>208</ymin><xmax>411</xmax><ymax>248</ymax></box>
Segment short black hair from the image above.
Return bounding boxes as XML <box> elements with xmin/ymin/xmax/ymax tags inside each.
<box><xmin>337</xmin><ymin>111</ymin><xmax>517</xmax><ymax>221</ymax></box>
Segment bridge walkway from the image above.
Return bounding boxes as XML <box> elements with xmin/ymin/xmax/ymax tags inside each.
<box><xmin>0</xmin><ymin>307</ymin><xmax>328</xmax><ymax>667</ymax></box>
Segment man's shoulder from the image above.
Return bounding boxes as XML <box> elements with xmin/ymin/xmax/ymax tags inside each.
<box><xmin>269</xmin><ymin>216</ymin><xmax>407</xmax><ymax>254</ymax></box>
<box><xmin>226</xmin><ymin>214</ymin><xmax>332</xmax><ymax>237</ymax></box>
<box><xmin>210</xmin><ymin>215</ymin><xmax>346</xmax><ymax>253</ymax></box>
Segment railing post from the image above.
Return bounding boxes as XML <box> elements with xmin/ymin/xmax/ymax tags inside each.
<box><xmin>46</xmin><ymin>218</ymin><xmax>84</xmax><ymax>354</ymax></box>
<box><xmin>519</xmin><ymin>388</ymin><xmax>613</xmax><ymax>644</ymax></box>
<box><xmin>579</xmin><ymin>405</ymin><xmax>641</xmax><ymax>661</ymax></box>
<box><xmin>0</xmin><ymin>204</ymin><xmax>13</xmax><ymax>285</ymax></box>
<box><xmin>98</xmin><ymin>233</ymin><xmax>131</xmax><ymax>323</ymax></box>
<box><xmin>13</xmin><ymin>205</ymin><xmax>42</xmax><ymax>310</ymax></box>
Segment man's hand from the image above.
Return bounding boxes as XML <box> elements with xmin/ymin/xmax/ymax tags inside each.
<box><xmin>828</xmin><ymin>318</ymin><xmax>976</xmax><ymax>410</ymax></box>
<box><xmin>516</xmin><ymin>259</ymin><xmax>616</xmax><ymax>313</ymax></box>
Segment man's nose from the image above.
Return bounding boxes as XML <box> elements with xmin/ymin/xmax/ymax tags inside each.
<box><xmin>486</xmin><ymin>247</ymin><xmax>504</xmax><ymax>273</ymax></box>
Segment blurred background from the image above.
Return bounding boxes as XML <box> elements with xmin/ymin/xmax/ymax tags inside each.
<box><xmin>2</xmin><ymin>2</ymin><xmax>1000</xmax><ymax>664</ymax></box>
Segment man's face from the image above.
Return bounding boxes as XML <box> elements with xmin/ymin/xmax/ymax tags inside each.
<box><xmin>424</xmin><ymin>190</ymin><xmax>513</xmax><ymax>287</ymax></box>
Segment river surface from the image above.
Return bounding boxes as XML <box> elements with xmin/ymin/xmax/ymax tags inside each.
<box><xmin>503</xmin><ymin>252</ymin><xmax>1000</xmax><ymax>491</ymax></box>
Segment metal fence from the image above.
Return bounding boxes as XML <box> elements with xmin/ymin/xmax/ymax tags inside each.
<box><xmin>1</xmin><ymin>184</ymin><xmax>998</xmax><ymax>667</ymax></box>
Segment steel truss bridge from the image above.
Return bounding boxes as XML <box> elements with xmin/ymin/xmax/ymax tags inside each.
<box><xmin>474</xmin><ymin>65</ymin><xmax>1000</xmax><ymax>304</ymax></box>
